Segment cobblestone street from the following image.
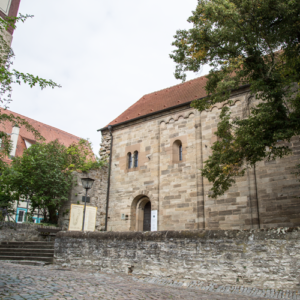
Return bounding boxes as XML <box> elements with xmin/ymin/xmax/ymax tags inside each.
<box><xmin>0</xmin><ymin>262</ymin><xmax>297</xmax><ymax>300</ymax></box>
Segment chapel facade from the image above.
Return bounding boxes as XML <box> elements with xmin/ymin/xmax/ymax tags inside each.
<box><xmin>99</xmin><ymin>76</ymin><xmax>300</xmax><ymax>232</ymax></box>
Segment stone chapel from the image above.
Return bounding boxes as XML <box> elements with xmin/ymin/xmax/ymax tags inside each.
<box><xmin>95</xmin><ymin>76</ymin><xmax>300</xmax><ymax>232</ymax></box>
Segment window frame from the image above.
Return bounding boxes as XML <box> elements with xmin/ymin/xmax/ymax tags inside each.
<box><xmin>179</xmin><ymin>144</ymin><xmax>183</xmax><ymax>161</ymax></box>
<box><xmin>133</xmin><ymin>151</ymin><xmax>139</xmax><ymax>168</ymax></box>
<box><xmin>172</xmin><ymin>140</ymin><xmax>183</xmax><ymax>164</ymax></box>
<box><xmin>128</xmin><ymin>152</ymin><xmax>133</xmax><ymax>169</ymax></box>
<box><xmin>16</xmin><ymin>208</ymin><xmax>27</xmax><ymax>223</ymax></box>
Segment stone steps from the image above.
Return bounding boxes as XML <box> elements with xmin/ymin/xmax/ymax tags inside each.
<box><xmin>0</xmin><ymin>241</ymin><xmax>54</xmax><ymax>263</ymax></box>
<box><xmin>0</xmin><ymin>250</ymin><xmax>54</xmax><ymax>257</ymax></box>
<box><xmin>2</xmin><ymin>260</ymin><xmax>48</xmax><ymax>266</ymax></box>
<box><xmin>0</xmin><ymin>242</ymin><xmax>54</xmax><ymax>249</ymax></box>
<box><xmin>0</xmin><ymin>247</ymin><xmax>54</xmax><ymax>252</ymax></box>
<box><xmin>0</xmin><ymin>256</ymin><xmax>53</xmax><ymax>262</ymax></box>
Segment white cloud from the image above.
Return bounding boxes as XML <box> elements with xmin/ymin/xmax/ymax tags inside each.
<box><xmin>9</xmin><ymin>0</ymin><xmax>209</xmax><ymax>154</ymax></box>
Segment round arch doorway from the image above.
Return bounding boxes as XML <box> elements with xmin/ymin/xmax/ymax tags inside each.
<box><xmin>130</xmin><ymin>195</ymin><xmax>152</xmax><ymax>232</ymax></box>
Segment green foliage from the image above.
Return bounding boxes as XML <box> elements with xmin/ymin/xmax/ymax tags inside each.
<box><xmin>170</xmin><ymin>0</ymin><xmax>300</xmax><ymax>197</ymax></box>
<box><xmin>65</xmin><ymin>139</ymin><xmax>106</xmax><ymax>172</ymax></box>
<box><xmin>38</xmin><ymin>222</ymin><xmax>59</xmax><ymax>227</ymax></box>
<box><xmin>0</xmin><ymin>166</ymin><xmax>18</xmax><ymax>216</ymax></box>
<box><xmin>6</xmin><ymin>140</ymin><xmax>73</xmax><ymax>224</ymax></box>
<box><xmin>0</xmin><ymin>112</ymin><xmax>45</xmax><ymax>166</ymax></box>
<box><xmin>0</xmin><ymin>14</ymin><xmax>60</xmax><ymax>162</ymax></box>
<box><xmin>26</xmin><ymin>213</ymin><xmax>34</xmax><ymax>223</ymax></box>
<box><xmin>4</xmin><ymin>139</ymin><xmax>105</xmax><ymax>224</ymax></box>
<box><xmin>62</xmin><ymin>209</ymin><xmax>70</xmax><ymax>217</ymax></box>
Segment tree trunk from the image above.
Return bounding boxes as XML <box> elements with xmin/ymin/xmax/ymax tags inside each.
<box><xmin>48</xmin><ymin>206</ymin><xmax>58</xmax><ymax>224</ymax></box>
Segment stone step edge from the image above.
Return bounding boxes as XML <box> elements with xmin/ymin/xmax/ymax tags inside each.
<box><xmin>0</xmin><ymin>256</ymin><xmax>53</xmax><ymax>259</ymax></box>
<box><xmin>0</xmin><ymin>253</ymin><xmax>53</xmax><ymax>259</ymax></box>
<box><xmin>0</xmin><ymin>248</ymin><xmax>54</xmax><ymax>251</ymax></box>
<box><xmin>0</xmin><ymin>245</ymin><xmax>55</xmax><ymax>247</ymax></box>
<box><xmin>1</xmin><ymin>260</ymin><xmax>50</xmax><ymax>266</ymax></box>
<box><xmin>0</xmin><ymin>242</ymin><xmax>55</xmax><ymax>244</ymax></box>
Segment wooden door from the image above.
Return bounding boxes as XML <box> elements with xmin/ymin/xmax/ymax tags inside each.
<box><xmin>143</xmin><ymin>202</ymin><xmax>151</xmax><ymax>231</ymax></box>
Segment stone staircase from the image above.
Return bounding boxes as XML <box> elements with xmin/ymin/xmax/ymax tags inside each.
<box><xmin>0</xmin><ymin>241</ymin><xmax>55</xmax><ymax>264</ymax></box>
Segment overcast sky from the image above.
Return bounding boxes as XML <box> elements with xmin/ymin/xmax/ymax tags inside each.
<box><xmin>9</xmin><ymin>0</ymin><xmax>209</xmax><ymax>155</ymax></box>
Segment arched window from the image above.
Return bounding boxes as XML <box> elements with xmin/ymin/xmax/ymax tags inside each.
<box><xmin>172</xmin><ymin>140</ymin><xmax>183</xmax><ymax>163</ymax></box>
<box><xmin>134</xmin><ymin>151</ymin><xmax>138</xmax><ymax>168</ymax></box>
<box><xmin>128</xmin><ymin>152</ymin><xmax>132</xmax><ymax>169</ymax></box>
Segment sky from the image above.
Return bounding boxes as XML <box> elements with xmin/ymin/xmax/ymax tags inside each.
<box><xmin>9</xmin><ymin>0</ymin><xmax>210</xmax><ymax>155</ymax></box>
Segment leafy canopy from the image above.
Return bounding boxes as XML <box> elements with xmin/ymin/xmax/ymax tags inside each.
<box><xmin>0</xmin><ymin>167</ymin><xmax>18</xmax><ymax>220</ymax></box>
<box><xmin>170</xmin><ymin>0</ymin><xmax>300</xmax><ymax>197</ymax></box>
<box><xmin>0</xmin><ymin>14</ymin><xmax>61</xmax><ymax>166</ymax></box>
<box><xmin>3</xmin><ymin>139</ymin><xmax>105</xmax><ymax>224</ymax></box>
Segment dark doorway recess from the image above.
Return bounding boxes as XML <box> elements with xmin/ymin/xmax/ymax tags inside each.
<box><xmin>143</xmin><ymin>201</ymin><xmax>151</xmax><ymax>231</ymax></box>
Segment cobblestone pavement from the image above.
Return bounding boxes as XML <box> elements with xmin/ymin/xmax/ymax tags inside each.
<box><xmin>0</xmin><ymin>262</ymin><xmax>298</xmax><ymax>300</ymax></box>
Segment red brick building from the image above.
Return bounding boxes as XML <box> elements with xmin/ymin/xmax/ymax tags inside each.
<box><xmin>0</xmin><ymin>110</ymin><xmax>81</xmax><ymax>223</ymax></box>
<box><xmin>0</xmin><ymin>109</ymin><xmax>81</xmax><ymax>163</ymax></box>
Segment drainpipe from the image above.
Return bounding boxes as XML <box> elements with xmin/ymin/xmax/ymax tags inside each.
<box><xmin>16</xmin><ymin>200</ymin><xmax>19</xmax><ymax>223</ymax></box>
<box><xmin>253</xmin><ymin>164</ymin><xmax>261</xmax><ymax>229</ymax></box>
<box><xmin>247</xmin><ymin>96</ymin><xmax>261</xmax><ymax>229</ymax></box>
<box><xmin>104</xmin><ymin>125</ymin><xmax>113</xmax><ymax>231</ymax></box>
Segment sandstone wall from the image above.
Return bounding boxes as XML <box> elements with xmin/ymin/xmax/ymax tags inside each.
<box><xmin>103</xmin><ymin>104</ymin><xmax>205</xmax><ymax>231</ymax></box>
<box><xmin>201</xmin><ymin>91</ymin><xmax>259</xmax><ymax>229</ymax></box>
<box><xmin>54</xmin><ymin>228</ymin><xmax>300</xmax><ymax>290</ymax></box>
<box><xmin>100</xmin><ymin>87</ymin><xmax>300</xmax><ymax>231</ymax></box>
<box><xmin>254</xmin><ymin>138</ymin><xmax>300</xmax><ymax>227</ymax></box>
<box><xmin>58</xmin><ymin>168</ymin><xmax>108</xmax><ymax>231</ymax></box>
<box><xmin>200</xmin><ymin>91</ymin><xmax>300</xmax><ymax>229</ymax></box>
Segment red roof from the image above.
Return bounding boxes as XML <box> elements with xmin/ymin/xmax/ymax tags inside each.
<box><xmin>0</xmin><ymin>109</ymin><xmax>81</xmax><ymax>160</ymax></box>
<box><xmin>107</xmin><ymin>76</ymin><xmax>208</xmax><ymax>127</ymax></box>
<box><xmin>2</xmin><ymin>157</ymin><xmax>12</xmax><ymax>164</ymax></box>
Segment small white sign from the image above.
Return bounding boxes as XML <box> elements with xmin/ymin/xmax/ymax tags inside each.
<box><xmin>151</xmin><ymin>210</ymin><xmax>158</xmax><ymax>231</ymax></box>
<box><xmin>0</xmin><ymin>0</ymin><xmax>12</xmax><ymax>15</ymax></box>
<box><xmin>84</xmin><ymin>206</ymin><xmax>97</xmax><ymax>232</ymax></box>
<box><xmin>69</xmin><ymin>204</ymin><xmax>84</xmax><ymax>231</ymax></box>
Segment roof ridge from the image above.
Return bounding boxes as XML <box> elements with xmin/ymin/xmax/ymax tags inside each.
<box><xmin>143</xmin><ymin>75</ymin><xmax>206</xmax><ymax>97</ymax></box>
<box><xmin>1</xmin><ymin>109</ymin><xmax>81</xmax><ymax>140</ymax></box>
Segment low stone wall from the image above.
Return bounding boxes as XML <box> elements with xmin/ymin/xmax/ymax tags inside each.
<box><xmin>54</xmin><ymin>228</ymin><xmax>300</xmax><ymax>290</ymax></box>
<box><xmin>0</xmin><ymin>222</ymin><xmax>56</xmax><ymax>242</ymax></box>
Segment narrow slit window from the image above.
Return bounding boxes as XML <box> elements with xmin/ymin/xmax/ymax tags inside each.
<box><xmin>134</xmin><ymin>151</ymin><xmax>138</xmax><ymax>168</ymax></box>
<box><xmin>179</xmin><ymin>144</ymin><xmax>183</xmax><ymax>161</ymax></box>
<box><xmin>128</xmin><ymin>152</ymin><xmax>132</xmax><ymax>169</ymax></box>
<box><xmin>172</xmin><ymin>140</ymin><xmax>183</xmax><ymax>163</ymax></box>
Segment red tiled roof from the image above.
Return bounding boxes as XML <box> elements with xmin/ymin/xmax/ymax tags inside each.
<box><xmin>107</xmin><ymin>76</ymin><xmax>208</xmax><ymax>127</ymax></box>
<box><xmin>0</xmin><ymin>109</ymin><xmax>81</xmax><ymax>159</ymax></box>
<box><xmin>2</xmin><ymin>157</ymin><xmax>12</xmax><ymax>164</ymax></box>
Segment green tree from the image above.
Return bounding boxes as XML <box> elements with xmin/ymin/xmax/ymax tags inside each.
<box><xmin>170</xmin><ymin>0</ymin><xmax>300</xmax><ymax>197</ymax></box>
<box><xmin>0</xmin><ymin>14</ymin><xmax>60</xmax><ymax>166</ymax></box>
<box><xmin>0</xmin><ymin>167</ymin><xmax>18</xmax><ymax>220</ymax></box>
<box><xmin>4</xmin><ymin>139</ymin><xmax>105</xmax><ymax>224</ymax></box>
